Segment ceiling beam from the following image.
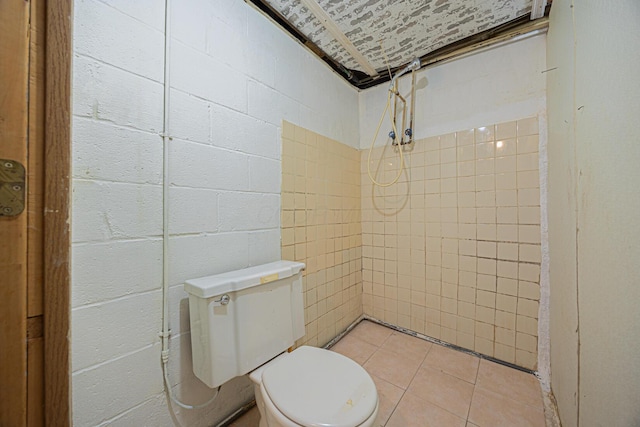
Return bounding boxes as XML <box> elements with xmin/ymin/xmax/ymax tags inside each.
<box><xmin>298</xmin><ymin>0</ymin><xmax>378</xmax><ymax>77</ymax></box>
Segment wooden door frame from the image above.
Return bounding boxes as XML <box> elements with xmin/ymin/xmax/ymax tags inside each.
<box><xmin>44</xmin><ymin>0</ymin><xmax>72</xmax><ymax>424</ymax></box>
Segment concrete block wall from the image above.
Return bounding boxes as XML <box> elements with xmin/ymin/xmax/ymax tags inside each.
<box><xmin>359</xmin><ymin>35</ymin><xmax>547</xmax><ymax>148</ymax></box>
<box><xmin>71</xmin><ymin>0</ymin><xmax>358</xmax><ymax>425</ymax></box>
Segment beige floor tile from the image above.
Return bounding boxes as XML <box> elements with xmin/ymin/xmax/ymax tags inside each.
<box><xmin>331</xmin><ymin>334</ymin><xmax>379</xmax><ymax>365</ymax></box>
<box><xmin>350</xmin><ymin>320</ymin><xmax>393</xmax><ymax>346</ymax></box>
<box><xmin>229</xmin><ymin>406</ymin><xmax>260</xmax><ymax>427</ymax></box>
<box><xmin>370</xmin><ymin>374</ymin><xmax>404</xmax><ymax>427</ymax></box>
<box><xmin>407</xmin><ymin>365</ymin><xmax>475</xmax><ymax>419</ymax></box>
<box><xmin>422</xmin><ymin>344</ymin><xmax>480</xmax><ymax>384</ymax></box>
<box><xmin>364</xmin><ymin>347</ymin><xmax>423</xmax><ymax>389</ymax></box>
<box><xmin>380</xmin><ymin>331</ymin><xmax>432</xmax><ymax>363</ymax></box>
<box><xmin>475</xmin><ymin>359</ymin><xmax>543</xmax><ymax>409</ymax></box>
<box><xmin>468</xmin><ymin>387</ymin><xmax>545</xmax><ymax>427</ymax></box>
<box><xmin>386</xmin><ymin>391</ymin><xmax>466</xmax><ymax>427</ymax></box>
<box><xmin>232</xmin><ymin>325</ymin><xmax>546</xmax><ymax>427</ymax></box>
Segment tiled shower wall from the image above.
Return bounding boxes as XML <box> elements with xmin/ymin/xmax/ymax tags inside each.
<box><xmin>281</xmin><ymin>121</ymin><xmax>363</xmax><ymax>347</ymax></box>
<box><xmin>361</xmin><ymin>117</ymin><xmax>541</xmax><ymax>370</ymax></box>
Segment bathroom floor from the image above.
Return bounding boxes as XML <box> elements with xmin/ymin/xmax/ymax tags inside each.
<box><xmin>230</xmin><ymin>320</ymin><xmax>546</xmax><ymax>427</ymax></box>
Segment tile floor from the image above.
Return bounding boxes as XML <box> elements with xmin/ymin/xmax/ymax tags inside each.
<box><xmin>230</xmin><ymin>320</ymin><xmax>546</xmax><ymax>427</ymax></box>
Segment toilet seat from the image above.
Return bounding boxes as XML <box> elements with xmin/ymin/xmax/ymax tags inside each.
<box><xmin>261</xmin><ymin>346</ymin><xmax>378</xmax><ymax>427</ymax></box>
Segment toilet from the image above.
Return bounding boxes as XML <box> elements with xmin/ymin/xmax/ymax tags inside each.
<box><xmin>184</xmin><ymin>261</ymin><xmax>378</xmax><ymax>427</ymax></box>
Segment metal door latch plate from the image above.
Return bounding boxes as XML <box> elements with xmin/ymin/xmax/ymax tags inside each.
<box><xmin>0</xmin><ymin>159</ymin><xmax>25</xmax><ymax>217</ymax></box>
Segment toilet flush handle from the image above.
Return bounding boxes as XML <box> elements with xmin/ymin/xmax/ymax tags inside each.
<box><xmin>214</xmin><ymin>294</ymin><xmax>230</xmax><ymax>305</ymax></box>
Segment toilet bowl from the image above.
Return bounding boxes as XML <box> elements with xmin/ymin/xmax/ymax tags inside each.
<box><xmin>249</xmin><ymin>346</ymin><xmax>378</xmax><ymax>427</ymax></box>
<box><xmin>184</xmin><ymin>261</ymin><xmax>378</xmax><ymax>427</ymax></box>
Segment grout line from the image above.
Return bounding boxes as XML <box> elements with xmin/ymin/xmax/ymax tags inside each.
<box><xmin>363</xmin><ymin>315</ymin><xmax>537</xmax><ymax>375</ymax></box>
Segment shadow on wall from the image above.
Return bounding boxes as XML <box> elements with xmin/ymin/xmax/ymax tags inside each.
<box><xmin>161</xmin><ymin>297</ymin><xmax>254</xmax><ymax>425</ymax></box>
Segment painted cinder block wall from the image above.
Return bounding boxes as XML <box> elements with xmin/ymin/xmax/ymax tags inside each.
<box><xmin>71</xmin><ymin>0</ymin><xmax>359</xmax><ymax>425</ymax></box>
<box><xmin>359</xmin><ymin>35</ymin><xmax>547</xmax><ymax>148</ymax></box>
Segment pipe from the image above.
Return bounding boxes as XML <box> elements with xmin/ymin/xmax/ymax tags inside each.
<box><xmin>160</xmin><ymin>0</ymin><xmax>172</xmax><ymax>380</ymax></box>
<box><xmin>388</xmin><ymin>57</ymin><xmax>421</xmax><ymax>90</ymax></box>
<box><xmin>407</xmin><ymin>69</ymin><xmax>416</xmax><ymax>145</ymax></box>
<box><xmin>159</xmin><ymin>0</ymin><xmax>220</xmax><ymax>410</ymax></box>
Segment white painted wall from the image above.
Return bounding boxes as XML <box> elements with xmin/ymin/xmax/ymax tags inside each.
<box><xmin>71</xmin><ymin>0</ymin><xmax>359</xmax><ymax>425</ymax></box>
<box><xmin>359</xmin><ymin>34</ymin><xmax>547</xmax><ymax>148</ymax></box>
<box><xmin>547</xmin><ymin>2</ymin><xmax>640</xmax><ymax>426</ymax></box>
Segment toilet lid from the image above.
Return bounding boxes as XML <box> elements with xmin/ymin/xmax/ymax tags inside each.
<box><xmin>262</xmin><ymin>346</ymin><xmax>377</xmax><ymax>427</ymax></box>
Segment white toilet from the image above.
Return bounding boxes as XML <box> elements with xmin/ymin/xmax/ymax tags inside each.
<box><xmin>184</xmin><ymin>261</ymin><xmax>378</xmax><ymax>427</ymax></box>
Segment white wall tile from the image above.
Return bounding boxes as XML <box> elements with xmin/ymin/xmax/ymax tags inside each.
<box><xmin>101</xmin><ymin>394</ymin><xmax>174</xmax><ymax>427</ymax></box>
<box><xmin>170</xmin><ymin>41</ymin><xmax>247</xmax><ymax>113</ymax></box>
<box><xmin>169</xmin><ymin>89</ymin><xmax>211</xmax><ymax>144</ymax></box>
<box><xmin>72</xmin><ymin>181</ymin><xmax>162</xmax><ymax>242</ymax></box>
<box><xmin>169</xmin><ymin>187</ymin><xmax>219</xmax><ymax>235</ymax></box>
<box><xmin>97</xmin><ymin>0</ymin><xmax>166</xmax><ymax>31</ymax></box>
<box><xmin>72</xmin><ymin>291</ymin><xmax>162</xmax><ymax>371</ymax></box>
<box><xmin>248</xmin><ymin>80</ymin><xmax>301</xmax><ymax>127</ymax></box>
<box><xmin>73</xmin><ymin>56</ymin><xmax>164</xmax><ymax>133</ymax></box>
<box><xmin>249</xmin><ymin>157</ymin><xmax>281</xmax><ymax>194</ymax></box>
<box><xmin>73</xmin><ymin>118</ymin><xmax>163</xmax><ymax>184</ymax></box>
<box><xmin>72</xmin><ymin>345</ymin><xmax>164</xmax><ymax>426</ymax></box>
<box><xmin>169</xmin><ymin>140</ymin><xmax>250</xmax><ymax>191</ymax></box>
<box><xmin>210</xmin><ymin>103</ymin><xmax>280</xmax><ymax>159</ymax></box>
<box><xmin>75</xmin><ymin>0</ymin><xmax>164</xmax><ymax>82</ymax></box>
<box><xmin>72</xmin><ymin>239</ymin><xmax>162</xmax><ymax>307</ymax></box>
<box><xmin>168</xmin><ymin>232</ymin><xmax>250</xmax><ymax>285</ymax></box>
<box><xmin>248</xmin><ymin>229</ymin><xmax>282</xmax><ymax>266</ymax></box>
<box><xmin>218</xmin><ymin>192</ymin><xmax>280</xmax><ymax>232</ymax></box>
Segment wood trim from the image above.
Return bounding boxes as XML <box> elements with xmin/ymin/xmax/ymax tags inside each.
<box><xmin>27</xmin><ymin>338</ymin><xmax>45</xmax><ymax>426</ymax></box>
<box><xmin>297</xmin><ymin>0</ymin><xmax>378</xmax><ymax>77</ymax></box>
<box><xmin>28</xmin><ymin>0</ymin><xmax>46</xmax><ymax>319</ymax></box>
<box><xmin>44</xmin><ymin>0</ymin><xmax>72</xmax><ymax>424</ymax></box>
<box><xmin>0</xmin><ymin>1</ymin><xmax>30</xmax><ymax>424</ymax></box>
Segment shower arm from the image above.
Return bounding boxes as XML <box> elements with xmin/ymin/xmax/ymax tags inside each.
<box><xmin>390</xmin><ymin>80</ymin><xmax>408</xmax><ymax>146</ymax></box>
<box><xmin>408</xmin><ymin>69</ymin><xmax>416</xmax><ymax>144</ymax></box>
<box><xmin>388</xmin><ymin>57</ymin><xmax>421</xmax><ymax>91</ymax></box>
<box><xmin>388</xmin><ymin>58</ymin><xmax>420</xmax><ymax>145</ymax></box>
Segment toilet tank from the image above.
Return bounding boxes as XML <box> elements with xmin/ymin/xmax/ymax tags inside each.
<box><xmin>184</xmin><ymin>261</ymin><xmax>306</xmax><ymax>388</ymax></box>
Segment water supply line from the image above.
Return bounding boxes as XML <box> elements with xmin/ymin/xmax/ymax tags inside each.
<box><xmin>160</xmin><ymin>0</ymin><xmax>220</xmax><ymax>410</ymax></box>
<box><xmin>366</xmin><ymin>58</ymin><xmax>421</xmax><ymax>187</ymax></box>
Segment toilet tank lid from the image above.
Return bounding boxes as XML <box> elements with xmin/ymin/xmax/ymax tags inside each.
<box><xmin>184</xmin><ymin>260</ymin><xmax>305</xmax><ymax>298</ymax></box>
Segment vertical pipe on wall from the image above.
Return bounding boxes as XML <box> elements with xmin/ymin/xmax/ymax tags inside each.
<box><xmin>159</xmin><ymin>0</ymin><xmax>220</xmax><ymax>410</ymax></box>
<box><xmin>160</xmin><ymin>0</ymin><xmax>172</xmax><ymax>386</ymax></box>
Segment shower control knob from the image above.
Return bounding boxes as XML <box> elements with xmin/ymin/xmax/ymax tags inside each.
<box><xmin>388</xmin><ymin>131</ymin><xmax>396</xmax><ymax>139</ymax></box>
<box><xmin>214</xmin><ymin>294</ymin><xmax>230</xmax><ymax>305</ymax></box>
<box><xmin>405</xmin><ymin>128</ymin><xmax>412</xmax><ymax>137</ymax></box>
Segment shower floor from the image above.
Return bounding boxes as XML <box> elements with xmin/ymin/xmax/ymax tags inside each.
<box><xmin>230</xmin><ymin>320</ymin><xmax>546</xmax><ymax>427</ymax></box>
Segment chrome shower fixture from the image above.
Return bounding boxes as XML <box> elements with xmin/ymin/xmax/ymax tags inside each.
<box><xmin>366</xmin><ymin>56</ymin><xmax>423</xmax><ymax>187</ymax></box>
<box><xmin>388</xmin><ymin>57</ymin><xmax>422</xmax><ymax>91</ymax></box>
<box><xmin>388</xmin><ymin>57</ymin><xmax>421</xmax><ymax>147</ymax></box>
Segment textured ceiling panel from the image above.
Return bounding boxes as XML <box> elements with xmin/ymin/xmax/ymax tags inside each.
<box><xmin>265</xmin><ymin>0</ymin><xmax>535</xmax><ymax>74</ymax></box>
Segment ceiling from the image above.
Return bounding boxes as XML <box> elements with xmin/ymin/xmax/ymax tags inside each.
<box><xmin>248</xmin><ymin>0</ymin><xmax>550</xmax><ymax>88</ymax></box>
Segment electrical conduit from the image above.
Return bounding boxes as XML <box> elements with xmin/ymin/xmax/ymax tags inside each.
<box><xmin>160</xmin><ymin>0</ymin><xmax>220</xmax><ymax>410</ymax></box>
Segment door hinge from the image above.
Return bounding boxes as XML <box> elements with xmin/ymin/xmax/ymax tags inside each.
<box><xmin>0</xmin><ymin>159</ymin><xmax>25</xmax><ymax>217</ymax></box>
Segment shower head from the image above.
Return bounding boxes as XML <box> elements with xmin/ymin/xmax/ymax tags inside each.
<box><xmin>389</xmin><ymin>58</ymin><xmax>421</xmax><ymax>90</ymax></box>
<box><xmin>406</xmin><ymin>57</ymin><xmax>422</xmax><ymax>72</ymax></box>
